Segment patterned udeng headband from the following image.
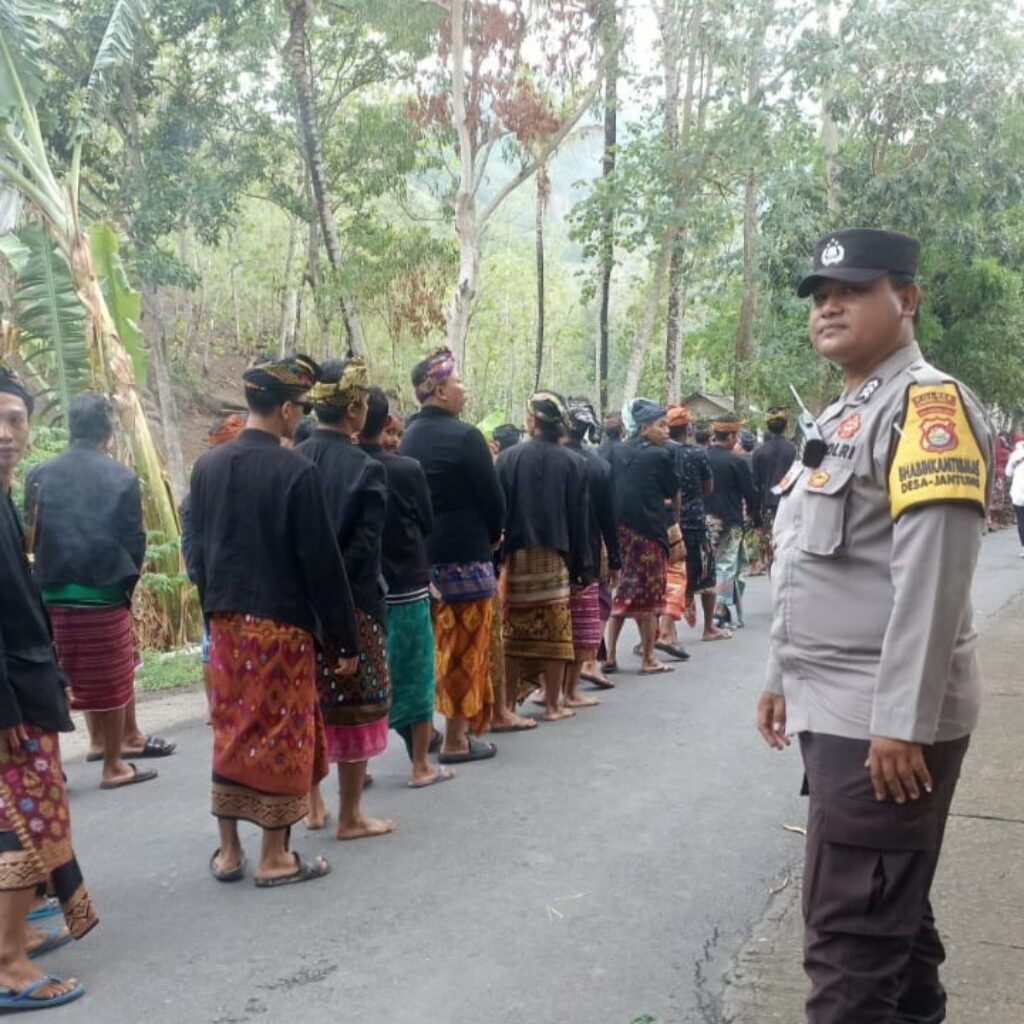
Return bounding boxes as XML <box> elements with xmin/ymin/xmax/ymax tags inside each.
<box><xmin>414</xmin><ymin>347</ymin><xmax>457</xmax><ymax>403</ymax></box>
<box><xmin>310</xmin><ymin>358</ymin><xmax>370</xmax><ymax>408</ymax></box>
<box><xmin>529</xmin><ymin>390</ymin><xmax>570</xmax><ymax>429</ymax></box>
<box><xmin>242</xmin><ymin>354</ymin><xmax>319</xmax><ymax>398</ymax></box>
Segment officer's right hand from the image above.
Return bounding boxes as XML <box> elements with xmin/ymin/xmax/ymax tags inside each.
<box><xmin>756</xmin><ymin>693</ymin><xmax>790</xmax><ymax>750</ymax></box>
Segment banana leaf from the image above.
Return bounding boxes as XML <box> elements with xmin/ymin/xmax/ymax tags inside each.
<box><xmin>8</xmin><ymin>221</ymin><xmax>89</xmax><ymax>420</ymax></box>
<box><xmin>90</xmin><ymin>222</ymin><xmax>147</xmax><ymax>385</ymax></box>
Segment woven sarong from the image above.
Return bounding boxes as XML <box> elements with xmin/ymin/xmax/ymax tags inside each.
<box><xmin>569</xmin><ymin>582</ymin><xmax>602</xmax><ymax>654</ymax></box>
<box><xmin>433</xmin><ymin>597</ymin><xmax>494</xmax><ymax>735</ymax></box>
<box><xmin>501</xmin><ymin>548</ymin><xmax>574</xmax><ymax>662</ymax></box>
<box><xmin>386</xmin><ymin>596</ymin><xmax>437</xmax><ymax>731</ymax></box>
<box><xmin>209</xmin><ymin>614</ymin><xmax>328</xmax><ymax>829</ymax></box>
<box><xmin>0</xmin><ymin>727</ymin><xmax>98</xmax><ymax>939</ymax></box>
<box><xmin>48</xmin><ymin>604</ymin><xmax>135</xmax><ymax>712</ymax></box>
<box><xmin>612</xmin><ymin>522</ymin><xmax>666</xmax><ymax>620</ymax></box>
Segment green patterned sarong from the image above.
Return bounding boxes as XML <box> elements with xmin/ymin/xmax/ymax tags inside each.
<box><xmin>386</xmin><ymin>595</ymin><xmax>437</xmax><ymax>731</ymax></box>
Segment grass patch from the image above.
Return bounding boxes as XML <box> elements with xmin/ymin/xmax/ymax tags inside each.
<box><xmin>137</xmin><ymin>648</ymin><xmax>202</xmax><ymax>692</ymax></box>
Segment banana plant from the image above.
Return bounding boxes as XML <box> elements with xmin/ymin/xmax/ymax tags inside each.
<box><xmin>0</xmin><ymin>0</ymin><xmax>193</xmax><ymax>643</ymax></box>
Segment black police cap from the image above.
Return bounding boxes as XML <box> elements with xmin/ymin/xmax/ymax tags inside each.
<box><xmin>797</xmin><ymin>228</ymin><xmax>920</xmax><ymax>298</ymax></box>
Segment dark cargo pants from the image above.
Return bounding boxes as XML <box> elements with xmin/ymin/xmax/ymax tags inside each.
<box><xmin>799</xmin><ymin>732</ymin><xmax>970</xmax><ymax>1024</ymax></box>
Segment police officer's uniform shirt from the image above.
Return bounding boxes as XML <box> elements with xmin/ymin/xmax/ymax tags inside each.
<box><xmin>764</xmin><ymin>342</ymin><xmax>994</xmax><ymax>744</ymax></box>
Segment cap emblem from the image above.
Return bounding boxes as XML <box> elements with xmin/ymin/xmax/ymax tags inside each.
<box><xmin>820</xmin><ymin>239</ymin><xmax>845</xmax><ymax>266</ymax></box>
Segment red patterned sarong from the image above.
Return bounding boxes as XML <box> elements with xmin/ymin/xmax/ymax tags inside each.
<box><xmin>612</xmin><ymin>522</ymin><xmax>667</xmax><ymax>620</ymax></box>
<box><xmin>0</xmin><ymin>727</ymin><xmax>97</xmax><ymax>938</ymax></box>
<box><xmin>48</xmin><ymin>605</ymin><xmax>135</xmax><ymax>712</ymax></box>
<box><xmin>569</xmin><ymin>582</ymin><xmax>602</xmax><ymax>655</ymax></box>
<box><xmin>208</xmin><ymin>614</ymin><xmax>328</xmax><ymax>829</ymax></box>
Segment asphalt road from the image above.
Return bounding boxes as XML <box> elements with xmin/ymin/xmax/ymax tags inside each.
<box><xmin>45</xmin><ymin>529</ymin><xmax>1024</xmax><ymax>1024</ymax></box>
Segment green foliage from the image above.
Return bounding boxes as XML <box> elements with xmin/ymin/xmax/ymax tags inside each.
<box><xmin>9</xmin><ymin>421</ymin><xmax>66</xmax><ymax>511</ymax></box>
<box><xmin>3</xmin><ymin>221</ymin><xmax>90</xmax><ymax>421</ymax></box>
<box><xmin>89</xmin><ymin>222</ymin><xmax>147</xmax><ymax>383</ymax></box>
<box><xmin>135</xmin><ymin>647</ymin><xmax>200</xmax><ymax>692</ymax></box>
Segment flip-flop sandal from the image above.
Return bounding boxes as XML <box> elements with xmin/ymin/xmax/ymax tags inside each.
<box><xmin>254</xmin><ymin>852</ymin><xmax>330</xmax><ymax>888</ymax></box>
<box><xmin>408</xmin><ymin>767</ymin><xmax>456</xmax><ymax>789</ymax></box>
<box><xmin>490</xmin><ymin>719</ymin><xmax>538</xmax><ymax>733</ymax></box>
<box><xmin>209</xmin><ymin>849</ymin><xmax>247</xmax><ymax>883</ymax></box>
<box><xmin>99</xmin><ymin>763</ymin><xmax>158</xmax><ymax>790</ymax></box>
<box><xmin>702</xmin><ymin>632</ymin><xmax>733</xmax><ymax>642</ymax></box>
<box><xmin>639</xmin><ymin>664</ymin><xmax>674</xmax><ymax>675</ymax></box>
<box><xmin>26</xmin><ymin>897</ymin><xmax>61</xmax><ymax>923</ymax></box>
<box><xmin>87</xmin><ymin>736</ymin><xmax>177</xmax><ymax>762</ymax></box>
<box><xmin>581</xmin><ymin>670</ymin><xmax>615</xmax><ymax>689</ymax></box>
<box><xmin>655</xmin><ymin>642</ymin><xmax>690</xmax><ymax>661</ymax></box>
<box><xmin>27</xmin><ymin>924</ymin><xmax>72</xmax><ymax>959</ymax></box>
<box><xmin>0</xmin><ymin>976</ymin><xmax>85</xmax><ymax>1010</ymax></box>
<box><xmin>600</xmin><ymin>661</ymin><xmax>619</xmax><ymax>674</ymax></box>
<box><xmin>437</xmin><ymin>737</ymin><xmax>498</xmax><ymax>765</ymax></box>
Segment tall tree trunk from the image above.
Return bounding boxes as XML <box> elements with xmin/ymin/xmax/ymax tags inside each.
<box><xmin>596</xmin><ymin>0</ymin><xmax>618</xmax><ymax>413</ymax></box>
<box><xmin>622</xmin><ymin>226</ymin><xmax>678</xmax><ymax>401</ymax></box>
<box><xmin>143</xmin><ymin>287</ymin><xmax>186</xmax><ymax>503</ymax></box>
<box><xmin>817</xmin><ymin>0</ymin><xmax>840</xmax><ymax>222</ymax></box>
<box><xmin>534</xmin><ymin>163</ymin><xmax>548</xmax><ymax>392</ymax></box>
<box><xmin>733</xmin><ymin>6</ymin><xmax>768</xmax><ymax>411</ymax></box>
<box><xmin>662</xmin><ymin>0</ymin><xmax>684</xmax><ymax>403</ymax></box>
<box><xmin>283</xmin><ymin>0</ymin><xmax>364</xmax><ymax>358</ymax></box>
<box><xmin>278</xmin><ymin>212</ymin><xmax>300</xmax><ymax>356</ymax></box>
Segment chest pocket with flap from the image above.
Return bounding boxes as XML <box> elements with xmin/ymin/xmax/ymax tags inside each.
<box><xmin>798</xmin><ymin>465</ymin><xmax>855</xmax><ymax>557</ymax></box>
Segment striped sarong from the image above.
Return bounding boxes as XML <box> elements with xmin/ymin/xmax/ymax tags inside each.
<box><xmin>48</xmin><ymin>604</ymin><xmax>135</xmax><ymax>712</ymax></box>
<box><xmin>569</xmin><ymin>582</ymin><xmax>602</xmax><ymax>654</ymax></box>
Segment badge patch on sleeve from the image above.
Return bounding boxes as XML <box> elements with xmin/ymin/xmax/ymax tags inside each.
<box><xmin>887</xmin><ymin>383</ymin><xmax>988</xmax><ymax>520</ymax></box>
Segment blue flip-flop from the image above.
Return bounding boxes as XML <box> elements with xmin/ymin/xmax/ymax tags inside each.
<box><xmin>26</xmin><ymin>898</ymin><xmax>60</xmax><ymax>923</ymax></box>
<box><xmin>27</xmin><ymin>924</ymin><xmax>71</xmax><ymax>960</ymax></box>
<box><xmin>0</xmin><ymin>975</ymin><xmax>85</xmax><ymax>1010</ymax></box>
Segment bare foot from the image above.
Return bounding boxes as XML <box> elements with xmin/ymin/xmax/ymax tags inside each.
<box><xmin>306</xmin><ymin>787</ymin><xmax>328</xmax><ymax>830</ymax></box>
<box><xmin>491</xmin><ymin>710</ymin><xmax>537</xmax><ymax>732</ymax></box>
<box><xmin>336</xmin><ymin>816</ymin><xmax>397</xmax><ymax>841</ymax></box>
<box><xmin>256</xmin><ymin>851</ymin><xmax>329</xmax><ymax>882</ymax></box>
<box><xmin>565</xmin><ymin>694</ymin><xmax>601</xmax><ymax>708</ymax></box>
<box><xmin>212</xmin><ymin>848</ymin><xmax>243</xmax><ymax>874</ymax></box>
<box><xmin>542</xmin><ymin>707</ymin><xmax>577</xmax><ymax>722</ymax></box>
<box><xmin>409</xmin><ymin>765</ymin><xmax>455</xmax><ymax>787</ymax></box>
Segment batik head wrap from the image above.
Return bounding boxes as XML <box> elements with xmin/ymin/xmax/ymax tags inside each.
<box><xmin>666</xmin><ymin>404</ymin><xmax>690</xmax><ymax>429</ymax></box>
<box><xmin>206</xmin><ymin>413</ymin><xmax>245</xmax><ymax>448</ymax></box>
<box><xmin>766</xmin><ymin>405</ymin><xmax>789</xmax><ymax>428</ymax></box>
<box><xmin>631</xmin><ymin>397</ymin><xmax>667</xmax><ymax>427</ymax></box>
<box><xmin>712</xmin><ymin>414</ymin><xmax>745</xmax><ymax>433</ymax></box>
<box><xmin>413</xmin><ymin>347</ymin><xmax>457</xmax><ymax>404</ymax></box>
<box><xmin>0</xmin><ymin>359</ymin><xmax>34</xmax><ymax>417</ymax></box>
<box><xmin>528</xmin><ymin>391</ymin><xmax>570</xmax><ymax>432</ymax></box>
<box><xmin>566</xmin><ymin>396</ymin><xmax>600</xmax><ymax>442</ymax></box>
<box><xmin>309</xmin><ymin>358</ymin><xmax>370</xmax><ymax>409</ymax></box>
<box><xmin>242</xmin><ymin>353</ymin><xmax>319</xmax><ymax>401</ymax></box>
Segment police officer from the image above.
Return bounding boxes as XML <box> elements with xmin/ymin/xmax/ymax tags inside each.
<box><xmin>756</xmin><ymin>228</ymin><xmax>993</xmax><ymax>1023</ymax></box>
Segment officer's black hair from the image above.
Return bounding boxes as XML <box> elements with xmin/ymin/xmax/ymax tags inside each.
<box><xmin>888</xmin><ymin>272</ymin><xmax>921</xmax><ymax>328</ymax></box>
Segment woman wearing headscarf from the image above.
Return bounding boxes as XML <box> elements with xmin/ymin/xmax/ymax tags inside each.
<box><xmin>298</xmin><ymin>358</ymin><xmax>395</xmax><ymax>841</ymax></box>
<box><xmin>496</xmin><ymin>392</ymin><xmax>589</xmax><ymax>720</ymax></box>
<box><xmin>606</xmin><ymin>398</ymin><xmax>680</xmax><ymax>674</ymax></box>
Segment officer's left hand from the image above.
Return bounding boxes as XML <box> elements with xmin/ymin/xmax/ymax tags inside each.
<box><xmin>866</xmin><ymin>737</ymin><xmax>933</xmax><ymax>804</ymax></box>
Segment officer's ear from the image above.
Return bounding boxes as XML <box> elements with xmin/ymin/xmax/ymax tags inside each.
<box><xmin>889</xmin><ymin>274</ymin><xmax>921</xmax><ymax>328</ymax></box>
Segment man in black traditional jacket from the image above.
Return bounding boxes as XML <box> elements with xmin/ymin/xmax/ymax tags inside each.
<box><xmin>0</xmin><ymin>363</ymin><xmax>95</xmax><ymax>1009</ymax></box>
<box><xmin>190</xmin><ymin>354</ymin><xmax>358</xmax><ymax>888</ymax></box>
<box><xmin>298</xmin><ymin>359</ymin><xmax>397</xmax><ymax>840</ymax></box>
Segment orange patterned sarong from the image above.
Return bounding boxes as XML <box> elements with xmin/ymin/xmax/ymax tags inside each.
<box><xmin>433</xmin><ymin>597</ymin><xmax>495</xmax><ymax>736</ymax></box>
<box><xmin>208</xmin><ymin>613</ymin><xmax>328</xmax><ymax>829</ymax></box>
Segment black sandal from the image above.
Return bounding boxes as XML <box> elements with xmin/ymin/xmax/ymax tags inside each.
<box><xmin>437</xmin><ymin>737</ymin><xmax>497</xmax><ymax>764</ymax></box>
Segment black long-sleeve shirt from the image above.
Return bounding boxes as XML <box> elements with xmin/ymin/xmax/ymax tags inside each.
<box><xmin>496</xmin><ymin>436</ymin><xmax>591</xmax><ymax>584</ymax></box>
<box><xmin>27</xmin><ymin>443</ymin><xmax>146</xmax><ymax>595</ymax></box>
<box><xmin>705</xmin><ymin>443</ymin><xmax>760</xmax><ymax>529</ymax></box>
<box><xmin>297</xmin><ymin>430</ymin><xmax>388</xmax><ymax>625</ymax></box>
<box><xmin>188</xmin><ymin>428</ymin><xmax>358</xmax><ymax>655</ymax></box>
<box><xmin>751</xmin><ymin>433</ymin><xmax>798</xmax><ymax>515</ymax></box>
<box><xmin>566</xmin><ymin>439</ymin><xmax>621</xmax><ymax>579</ymax></box>
<box><xmin>0</xmin><ymin>493</ymin><xmax>73</xmax><ymax>732</ymax></box>
<box><xmin>360</xmin><ymin>442</ymin><xmax>434</xmax><ymax>599</ymax></box>
<box><xmin>609</xmin><ymin>437</ymin><xmax>679</xmax><ymax>548</ymax></box>
<box><xmin>399</xmin><ymin>405</ymin><xmax>505</xmax><ymax>565</ymax></box>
